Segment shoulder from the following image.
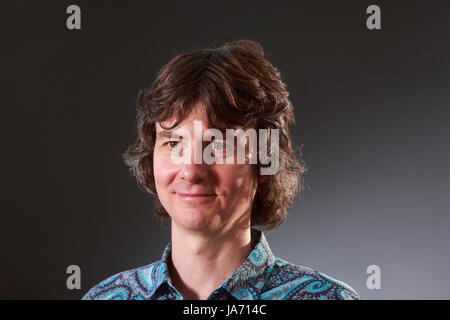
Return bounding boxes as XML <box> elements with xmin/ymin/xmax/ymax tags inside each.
<box><xmin>81</xmin><ymin>260</ymin><xmax>164</xmax><ymax>300</ymax></box>
<box><xmin>260</xmin><ymin>258</ymin><xmax>360</xmax><ymax>300</ymax></box>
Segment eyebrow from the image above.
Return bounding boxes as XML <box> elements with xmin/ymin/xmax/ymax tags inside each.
<box><xmin>156</xmin><ymin>131</ymin><xmax>182</xmax><ymax>139</ymax></box>
<box><xmin>156</xmin><ymin>128</ymin><xmax>228</xmax><ymax>140</ymax></box>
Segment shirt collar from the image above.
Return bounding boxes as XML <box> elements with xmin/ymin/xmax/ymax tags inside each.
<box><xmin>221</xmin><ymin>228</ymin><xmax>276</xmax><ymax>300</ymax></box>
<box><xmin>149</xmin><ymin>228</ymin><xmax>275</xmax><ymax>300</ymax></box>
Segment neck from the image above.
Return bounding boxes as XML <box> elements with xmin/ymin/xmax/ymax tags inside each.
<box><xmin>168</xmin><ymin>223</ymin><xmax>254</xmax><ymax>300</ymax></box>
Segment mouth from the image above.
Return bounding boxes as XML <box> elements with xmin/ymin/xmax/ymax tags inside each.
<box><xmin>175</xmin><ymin>193</ymin><xmax>217</xmax><ymax>203</ymax></box>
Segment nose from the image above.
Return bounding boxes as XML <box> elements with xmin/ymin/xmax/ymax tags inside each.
<box><xmin>179</xmin><ymin>162</ymin><xmax>211</xmax><ymax>183</ymax></box>
<box><xmin>178</xmin><ymin>139</ymin><xmax>211</xmax><ymax>183</ymax></box>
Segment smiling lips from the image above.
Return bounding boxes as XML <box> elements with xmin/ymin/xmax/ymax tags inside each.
<box><xmin>176</xmin><ymin>192</ymin><xmax>217</xmax><ymax>204</ymax></box>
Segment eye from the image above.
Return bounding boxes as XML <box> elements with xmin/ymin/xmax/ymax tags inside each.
<box><xmin>211</xmin><ymin>141</ymin><xmax>227</xmax><ymax>152</ymax></box>
<box><xmin>167</xmin><ymin>141</ymin><xmax>181</xmax><ymax>150</ymax></box>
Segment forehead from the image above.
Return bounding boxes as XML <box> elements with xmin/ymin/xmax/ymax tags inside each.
<box><xmin>156</xmin><ymin>101</ymin><xmax>225</xmax><ymax>132</ymax></box>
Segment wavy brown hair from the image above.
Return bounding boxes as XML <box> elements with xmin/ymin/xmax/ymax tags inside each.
<box><xmin>123</xmin><ymin>39</ymin><xmax>307</xmax><ymax>229</ymax></box>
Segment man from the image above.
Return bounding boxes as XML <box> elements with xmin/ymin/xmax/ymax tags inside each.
<box><xmin>82</xmin><ymin>40</ymin><xmax>360</xmax><ymax>300</ymax></box>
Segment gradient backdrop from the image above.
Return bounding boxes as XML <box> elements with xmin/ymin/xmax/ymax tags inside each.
<box><xmin>2</xmin><ymin>0</ymin><xmax>449</xmax><ymax>299</ymax></box>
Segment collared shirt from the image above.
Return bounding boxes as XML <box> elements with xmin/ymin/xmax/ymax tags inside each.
<box><xmin>82</xmin><ymin>229</ymin><xmax>360</xmax><ymax>300</ymax></box>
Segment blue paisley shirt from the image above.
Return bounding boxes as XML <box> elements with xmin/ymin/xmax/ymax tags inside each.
<box><xmin>82</xmin><ymin>229</ymin><xmax>360</xmax><ymax>300</ymax></box>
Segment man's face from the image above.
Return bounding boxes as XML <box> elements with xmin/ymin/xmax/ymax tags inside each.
<box><xmin>153</xmin><ymin>102</ymin><xmax>258</xmax><ymax>234</ymax></box>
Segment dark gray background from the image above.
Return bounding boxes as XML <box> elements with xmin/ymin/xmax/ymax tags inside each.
<box><xmin>2</xmin><ymin>0</ymin><xmax>449</xmax><ymax>299</ymax></box>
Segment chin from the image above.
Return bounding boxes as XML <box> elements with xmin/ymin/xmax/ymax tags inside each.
<box><xmin>173</xmin><ymin>208</ymin><xmax>215</xmax><ymax>231</ymax></box>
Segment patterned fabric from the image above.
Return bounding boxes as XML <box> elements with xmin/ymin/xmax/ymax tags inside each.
<box><xmin>82</xmin><ymin>229</ymin><xmax>360</xmax><ymax>300</ymax></box>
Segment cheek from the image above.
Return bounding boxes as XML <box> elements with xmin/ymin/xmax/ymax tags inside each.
<box><xmin>217</xmin><ymin>164</ymin><xmax>258</xmax><ymax>196</ymax></box>
<box><xmin>153</xmin><ymin>153</ymin><xmax>174</xmax><ymax>190</ymax></box>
